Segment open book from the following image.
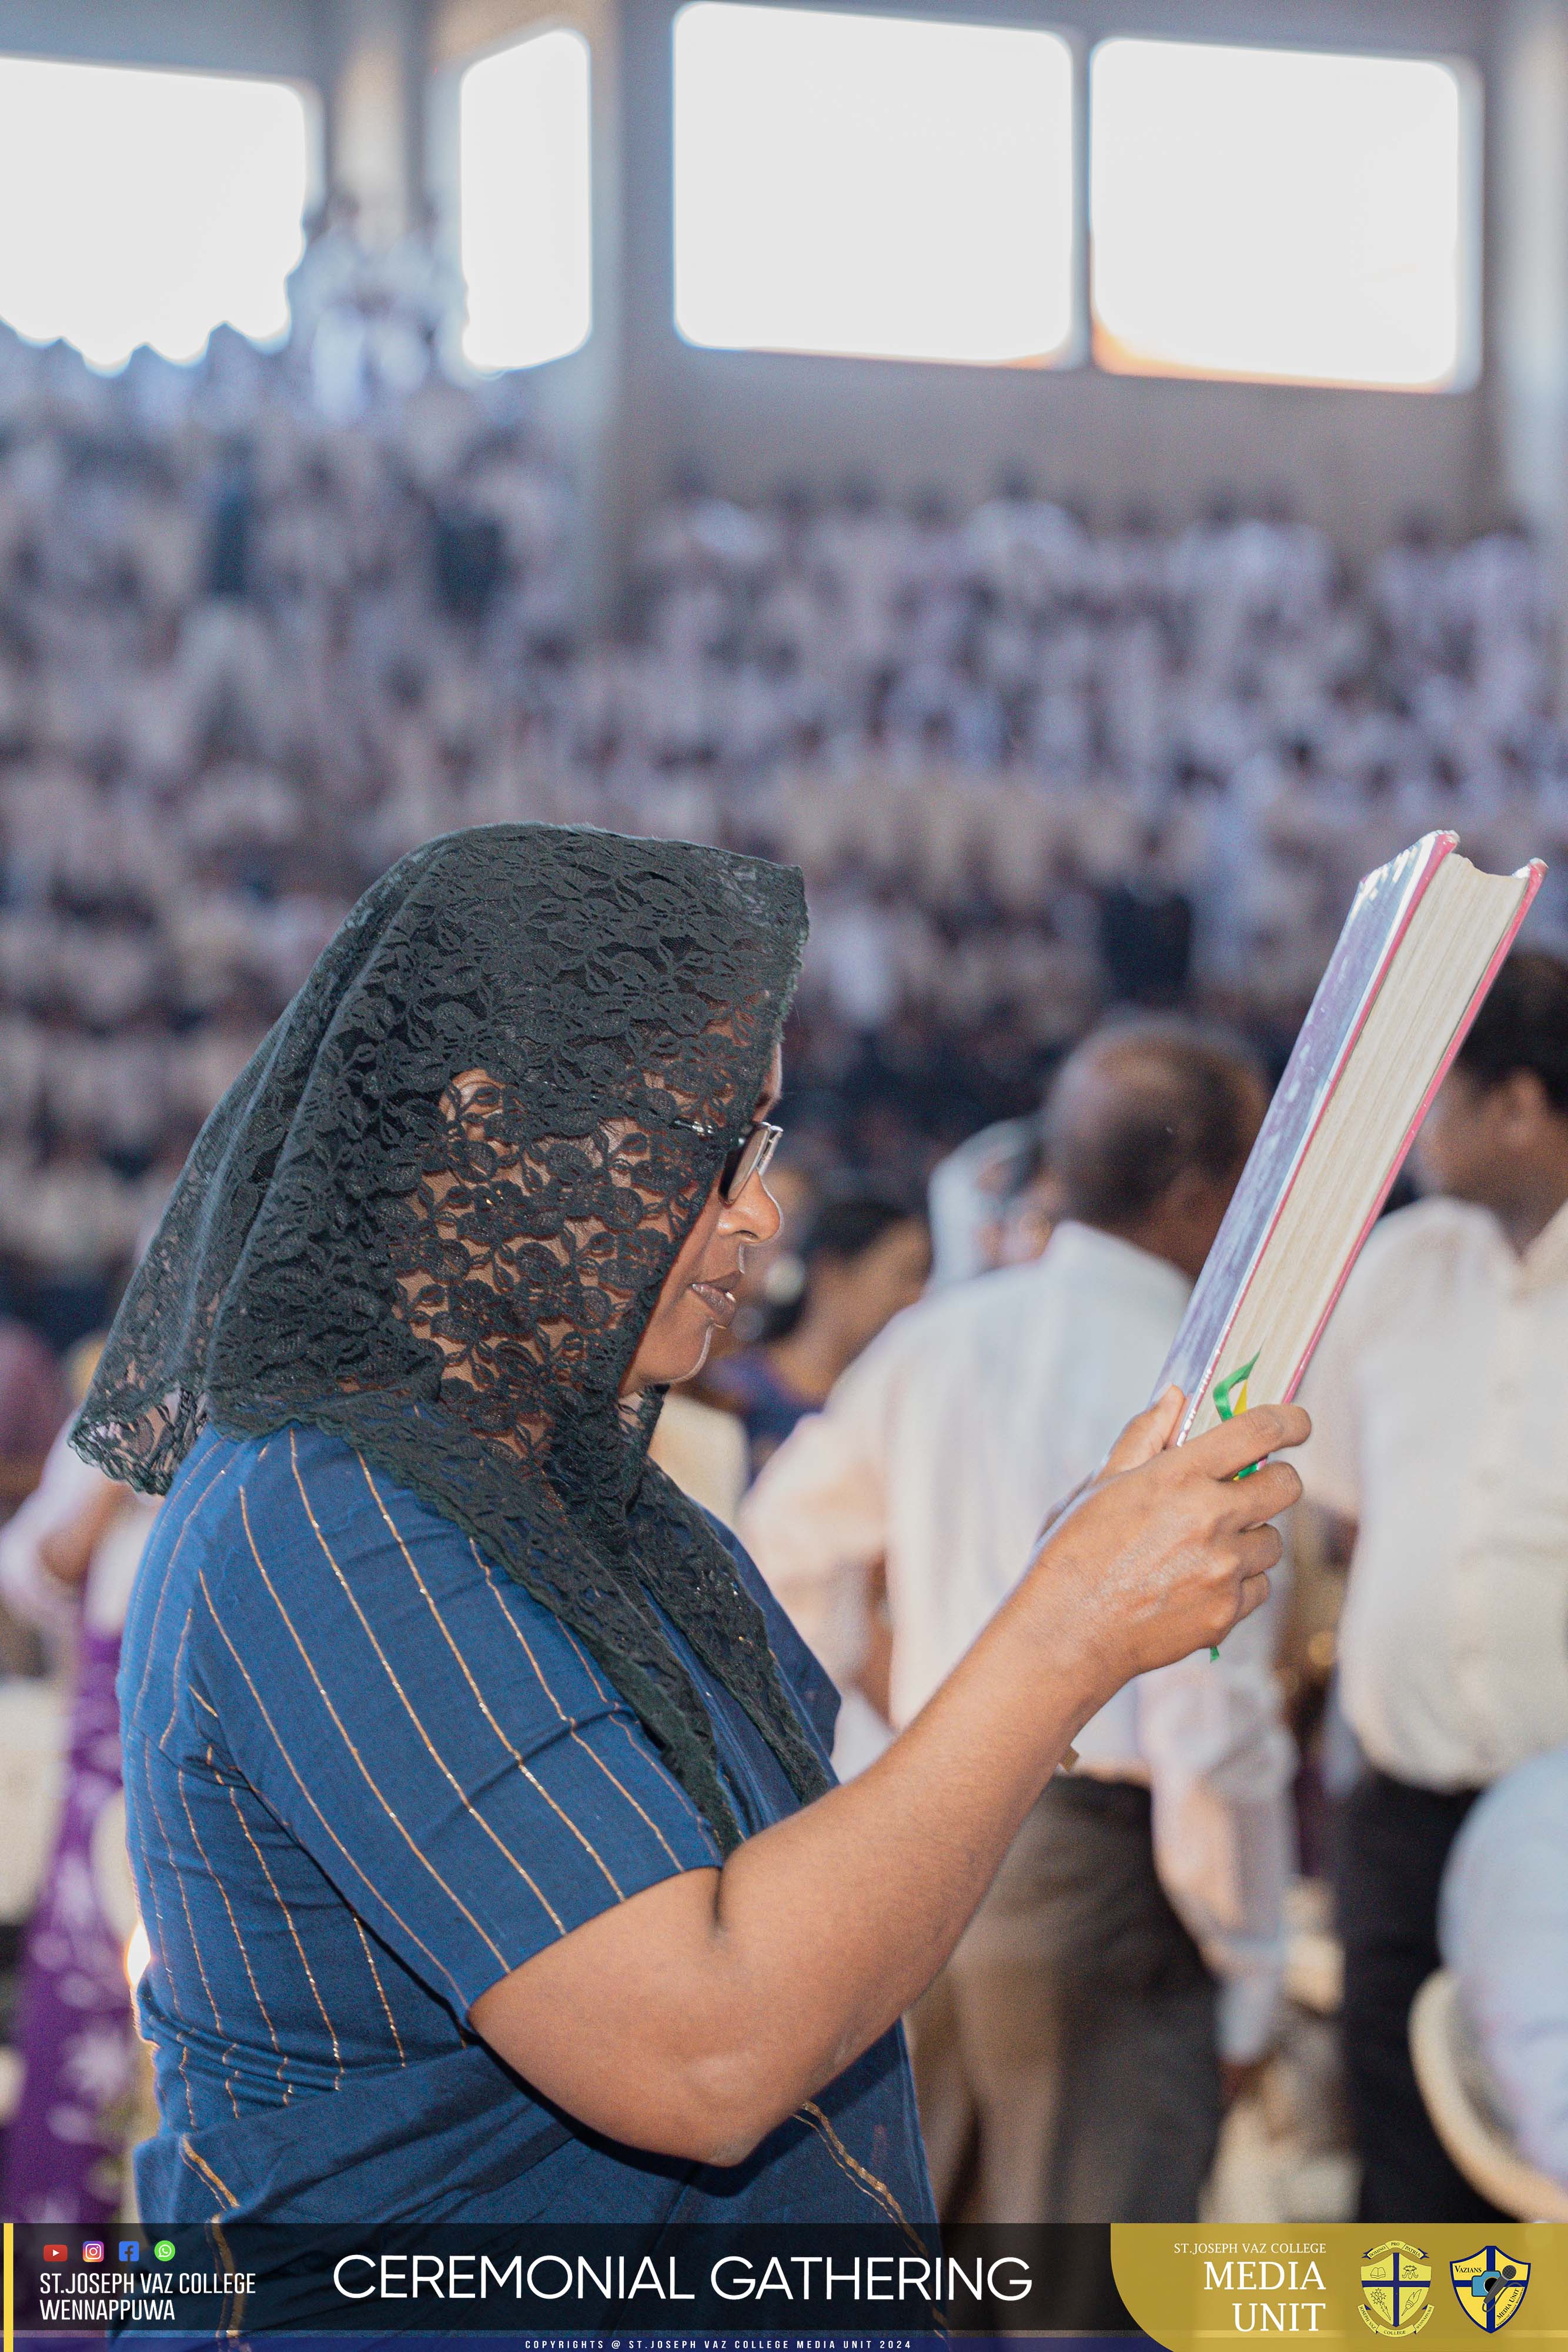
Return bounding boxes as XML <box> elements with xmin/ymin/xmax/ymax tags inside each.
<box><xmin>1157</xmin><ymin>831</ymin><xmax>1544</xmax><ymax>1443</ymax></box>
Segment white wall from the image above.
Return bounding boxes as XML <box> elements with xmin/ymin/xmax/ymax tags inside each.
<box><xmin>0</xmin><ymin>0</ymin><xmax>1536</xmax><ymax>616</ymax></box>
<box><xmin>609</xmin><ymin>0</ymin><xmax>1503</xmax><ymax>574</ymax></box>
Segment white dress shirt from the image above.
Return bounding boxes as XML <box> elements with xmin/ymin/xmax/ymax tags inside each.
<box><xmin>739</xmin><ymin>1221</ymin><xmax>1295</xmax><ymax>2062</ymax></box>
<box><xmin>1440</xmin><ymin>1746</ymin><xmax>1568</xmax><ymax>2187</ymax></box>
<box><xmin>0</xmin><ymin>1423</ymin><xmax>158</xmax><ymax>1641</ymax></box>
<box><xmin>1296</xmin><ymin>1195</ymin><xmax>1568</xmax><ymax>1792</ymax></box>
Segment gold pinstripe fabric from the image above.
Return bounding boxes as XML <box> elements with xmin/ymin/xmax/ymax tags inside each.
<box><xmin>152</xmin><ymin>1439</ymin><xmax>716</xmax><ymax>2120</ymax></box>
<box><xmin>798</xmin><ymin>2101</ymin><xmax>921</xmax><ymax>2246</ymax></box>
<box><xmin>136</xmin><ymin>1448</ymin><xmax>240</xmax><ymax>1728</ymax></box>
<box><xmin>124</xmin><ymin>1425</ymin><xmax>932</xmax><ymax>2233</ymax></box>
<box><xmin>238</xmin><ymin>1483</ymin><xmax>543</xmax><ymax>1954</ymax></box>
<box><xmin>179</xmin><ymin>2136</ymin><xmax>238</xmax><ymax>2211</ymax></box>
<box><xmin>198</xmin><ymin>1561</ymin><xmax>471</xmax><ymax>2006</ymax></box>
<box><xmin>210</xmin><ymin>2218</ymin><xmax>246</xmax><ymax>2339</ymax></box>
<box><xmin>176</xmin><ymin>1756</ymin><xmax>286</xmax><ymax>2093</ymax></box>
<box><xmin>558</xmin><ymin>1616</ymin><xmax>718</xmax><ymax>1825</ymax></box>
<box><xmin>131</xmin><ymin>1448</ymin><xmax>243</xmax><ymax>2127</ymax></box>
<box><xmin>351</xmin><ymin>1916</ymin><xmax>407</xmax><ymax>2064</ymax></box>
<box><xmin>152</xmin><ymin>1609</ymin><xmax>241</xmax><ymax>2120</ymax></box>
<box><xmin>469</xmin><ymin>1541</ymin><xmax>693</xmax><ymax>1869</ymax></box>
<box><xmin>134</xmin><ymin>1718</ymin><xmax>198</xmax><ymax>2127</ymax></box>
<box><xmin>329</xmin><ymin>1441</ymin><xmax>621</xmax><ymax>1900</ymax></box>
<box><xmin>219</xmin><ymin>1774</ymin><xmax>334</xmax><ymax>2094</ymax></box>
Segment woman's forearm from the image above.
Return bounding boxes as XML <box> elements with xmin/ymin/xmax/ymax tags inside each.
<box><xmin>691</xmin><ymin>1571</ymin><xmax>1106</xmax><ymax>2151</ymax></box>
<box><xmin>472</xmin><ymin>1399</ymin><xmax>1304</xmax><ymax>2162</ymax></box>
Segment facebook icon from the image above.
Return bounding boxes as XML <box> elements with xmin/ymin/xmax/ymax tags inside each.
<box><xmin>119</xmin><ymin>2242</ymin><xmax>139</xmax><ymax>2263</ymax></box>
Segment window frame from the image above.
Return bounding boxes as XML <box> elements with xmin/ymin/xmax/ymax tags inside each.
<box><xmin>661</xmin><ymin>3</ymin><xmax>1486</xmax><ymax>395</ymax></box>
<box><xmin>0</xmin><ymin>50</ymin><xmax>322</xmax><ymax>370</ymax></box>
<box><xmin>440</xmin><ymin>15</ymin><xmax>597</xmax><ymax>376</ymax></box>
<box><xmin>670</xmin><ymin>0</ymin><xmax>1086</xmax><ymax>373</ymax></box>
<box><xmin>1084</xmin><ymin>28</ymin><xmax>1485</xmax><ymax>395</ymax></box>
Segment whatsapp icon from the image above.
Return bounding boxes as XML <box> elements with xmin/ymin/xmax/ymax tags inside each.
<box><xmin>153</xmin><ymin>2241</ymin><xmax>176</xmax><ymax>2262</ymax></box>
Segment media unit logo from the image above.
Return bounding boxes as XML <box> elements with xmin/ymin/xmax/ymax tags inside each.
<box><xmin>1359</xmin><ymin>2242</ymin><xmax>1432</xmax><ymax>2336</ymax></box>
<box><xmin>1451</xmin><ymin>2249</ymin><xmax>1530</xmax><ymax>2332</ymax></box>
<box><xmin>1198</xmin><ymin>2252</ymin><xmax>1328</xmax><ymax>2333</ymax></box>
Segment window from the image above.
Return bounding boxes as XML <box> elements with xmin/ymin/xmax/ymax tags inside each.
<box><xmin>1089</xmin><ymin>39</ymin><xmax>1479</xmax><ymax>390</ymax></box>
<box><xmin>673</xmin><ymin>2</ymin><xmax>1076</xmax><ymax>368</ymax></box>
<box><xmin>0</xmin><ymin>57</ymin><xmax>311</xmax><ymax>370</ymax></box>
<box><xmin>459</xmin><ymin>28</ymin><xmax>593</xmax><ymax>372</ymax></box>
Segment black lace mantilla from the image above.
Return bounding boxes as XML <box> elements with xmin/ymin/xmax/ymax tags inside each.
<box><xmin>73</xmin><ymin>822</ymin><xmax>830</xmax><ymax>1852</ymax></box>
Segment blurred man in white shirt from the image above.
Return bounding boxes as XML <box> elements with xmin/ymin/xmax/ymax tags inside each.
<box><xmin>740</xmin><ymin>1021</ymin><xmax>1292</xmax><ymax>2222</ymax></box>
<box><xmin>1440</xmin><ymin>1745</ymin><xmax>1568</xmax><ymax>2192</ymax></box>
<box><xmin>1297</xmin><ymin>950</ymin><xmax>1568</xmax><ymax>2220</ymax></box>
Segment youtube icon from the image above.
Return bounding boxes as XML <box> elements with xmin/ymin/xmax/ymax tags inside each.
<box><xmin>42</xmin><ymin>2246</ymin><xmax>66</xmax><ymax>2265</ymax></box>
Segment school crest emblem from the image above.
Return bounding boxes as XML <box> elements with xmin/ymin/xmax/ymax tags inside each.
<box><xmin>1451</xmin><ymin>2249</ymin><xmax>1530</xmax><ymax>2331</ymax></box>
<box><xmin>1360</xmin><ymin>2243</ymin><xmax>1433</xmax><ymax>2336</ymax></box>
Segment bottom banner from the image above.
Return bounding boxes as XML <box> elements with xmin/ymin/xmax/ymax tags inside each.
<box><xmin>4</xmin><ymin>2224</ymin><xmax>1564</xmax><ymax>2347</ymax></box>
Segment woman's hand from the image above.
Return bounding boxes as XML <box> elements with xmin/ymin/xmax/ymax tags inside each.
<box><xmin>1018</xmin><ymin>1385</ymin><xmax>1308</xmax><ymax>1698</ymax></box>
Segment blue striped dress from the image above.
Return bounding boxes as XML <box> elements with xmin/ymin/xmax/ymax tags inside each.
<box><xmin>119</xmin><ymin>1422</ymin><xmax>932</xmax><ymax>2227</ymax></box>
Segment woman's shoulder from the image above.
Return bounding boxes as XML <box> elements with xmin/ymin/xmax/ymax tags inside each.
<box><xmin>153</xmin><ymin>1419</ymin><xmax>478</xmax><ymax>1606</ymax></box>
<box><xmin>159</xmin><ymin>1417</ymin><xmax>384</xmax><ymax>1525</ymax></box>
<box><xmin>164</xmin><ymin>1423</ymin><xmax>620</xmax><ymax>1726</ymax></box>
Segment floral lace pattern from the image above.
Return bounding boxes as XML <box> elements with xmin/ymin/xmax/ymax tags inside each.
<box><xmin>74</xmin><ymin>823</ymin><xmax>830</xmax><ymax>1851</ymax></box>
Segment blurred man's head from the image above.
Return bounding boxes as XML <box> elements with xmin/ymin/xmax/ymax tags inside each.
<box><xmin>788</xmin><ymin>1189</ymin><xmax>932</xmax><ymax>1365</ymax></box>
<box><xmin>1415</xmin><ymin>950</ymin><xmax>1568</xmax><ymax>1251</ymax></box>
<box><xmin>1041</xmin><ymin>1019</ymin><xmax>1268</xmax><ymax>1282</ymax></box>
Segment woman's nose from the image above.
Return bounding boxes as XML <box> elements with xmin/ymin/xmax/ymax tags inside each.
<box><xmin>724</xmin><ymin>1171</ymin><xmax>783</xmax><ymax>1247</ymax></box>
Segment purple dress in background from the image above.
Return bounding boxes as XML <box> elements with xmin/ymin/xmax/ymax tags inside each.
<box><xmin>1</xmin><ymin>1614</ymin><xmax>135</xmax><ymax>2226</ymax></box>
<box><xmin>0</xmin><ymin>1440</ymin><xmax>152</xmax><ymax>2230</ymax></box>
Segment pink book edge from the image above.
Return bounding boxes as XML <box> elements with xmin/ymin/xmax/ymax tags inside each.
<box><xmin>1275</xmin><ymin>854</ymin><xmax>1545</xmax><ymax>1405</ymax></box>
<box><xmin>1172</xmin><ymin>840</ymin><xmax>1543</xmax><ymax>1438</ymax></box>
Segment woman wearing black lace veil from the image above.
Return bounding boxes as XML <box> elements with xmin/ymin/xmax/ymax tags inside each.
<box><xmin>81</xmin><ymin>823</ymin><xmax>1304</xmax><ymax>2228</ymax></box>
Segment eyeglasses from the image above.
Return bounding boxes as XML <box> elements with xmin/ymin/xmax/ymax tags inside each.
<box><xmin>673</xmin><ymin>1115</ymin><xmax>784</xmax><ymax>1204</ymax></box>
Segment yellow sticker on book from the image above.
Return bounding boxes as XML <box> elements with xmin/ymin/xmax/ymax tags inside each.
<box><xmin>1212</xmin><ymin>1352</ymin><xmax>1261</xmax><ymax>1452</ymax></box>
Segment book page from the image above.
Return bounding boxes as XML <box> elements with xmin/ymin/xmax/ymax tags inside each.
<box><xmin>1180</xmin><ymin>854</ymin><xmax>1532</xmax><ymax>1440</ymax></box>
<box><xmin>1157</xmin><ymin>832</ymin><xmax>1452</xmax><ymax>1423</ymax></box>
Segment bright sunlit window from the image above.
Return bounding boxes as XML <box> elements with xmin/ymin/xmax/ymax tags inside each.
<box><xmin>674</xmin><ymin>3</ymin><xmax>1076</xmax><ymax>368</ymax></box>
<box><xmin>0</xmin><ymin>57</ymin><xmax>310</xmax><ymax>371</ymax></box>
<box><xmin>460</xmin><ymin>29</ymin><xmax>593</xmax><ymax>372</ymax></box>
<box><xmin>1090</xmin><ymin>39</ymin><xmax>1479</xmax><ymax>390</ymax></box>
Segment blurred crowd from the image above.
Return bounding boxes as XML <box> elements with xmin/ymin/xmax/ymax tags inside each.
<box><xmin>4</xmin><ymin>300</ymin><xmax>1568</xmax><ymax>1349</ymax></box>
<box><xmin>648</xmin><ymin>485</ymin><xmax>1568</xmax><ymax>1043</ymax></box>
<box><xmin>0</xmin><ymin>318</ymin><xmax>574</xmax><ymax>1331</ymax></box>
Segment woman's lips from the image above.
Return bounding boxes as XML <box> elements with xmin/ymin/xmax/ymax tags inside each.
<box><xmin>689</xmin><ymin>1279</ymin><xmax>737</xmax><ymax>1329</ymax></box>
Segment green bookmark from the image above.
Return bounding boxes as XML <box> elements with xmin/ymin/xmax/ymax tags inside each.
<box><xmin>1212</xmin><ymin>1352</ymin><xmax>1262</xmax><ymax>1461</ymax></box>
<box><xmin>1207</xmin><ymin>1352</ymin><xmax>1262</xmax><ymax>1658</ymax></box>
